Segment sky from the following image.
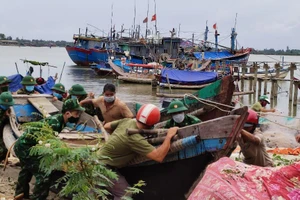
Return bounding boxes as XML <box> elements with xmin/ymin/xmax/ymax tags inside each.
<box><xmin>1</xmin><ymin>0</ymin><xmax>300</xmax><ymax>50</ymax></box>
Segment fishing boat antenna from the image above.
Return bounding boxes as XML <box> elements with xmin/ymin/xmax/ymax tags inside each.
<box><xmin>231</xmin><ymin>13</ymin><xmax>238</xmax><ymax>52</ymax></box>
<box><xmin>133</xmin><ymin>0</ymin><xmax>136</xmax><ymax>38</ymax></box>
<box><xmin>204</xmin><ymin>20</ymin><xmax>209</xmax><ymax>45</ymax></box>
<box><xmin>178</xmin><ymin>23</ymin><xmax>181</xmax><ymax>37</ymax></box>
<box><xmin>110</xmin><ymin>3</ymin><xmax>114</xmax><ymax>41</ymax></box>
<box><xmin>145</xmin><ymin>0</ymin><xmax>149</xmax><ymax>39</ymax></box>
<box><xmin>154</xmin><ymin>0</ymin><xmax>157</xmax><ymax>35</ymax></box>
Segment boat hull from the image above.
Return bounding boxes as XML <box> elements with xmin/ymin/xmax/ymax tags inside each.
<box><xmin>65</xmin><ymin>46</ymin><xmax>109</xmax><ymax>66</ymax></box>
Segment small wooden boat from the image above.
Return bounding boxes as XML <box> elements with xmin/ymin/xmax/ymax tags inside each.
<box><xmin>108</xmin><ymin>59</ymin><xmax>161</xmax><ymax>84</ymax></box>
<box><xmin>90</xmin><ymin>62</ymin><xmax>114</xmax><ymax>77</ymax></box>
<box><xmin>120</xmin><ymin>106</ymin><xmax>248</xmax><ymax>200</ymax></box>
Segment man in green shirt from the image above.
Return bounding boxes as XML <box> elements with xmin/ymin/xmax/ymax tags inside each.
<box><xmin>164</xmin><ymin>100</ymin><xmax>201</xmax><ymax>128</ymax></box>
<box><xmin>14</xmin><ymin>99</ymin><xmax>85</xmax><ymax>200</ymax></box>
<box><xmin>0</xmin><ymin>76</ymin><xmax>11</xmax><ymax>93</ymax></box>
<box><xmin>99</xmin><ymin>104</ymin><xmax>178</xmax><ymax>199</ymax></box>
<box><xmin>0</xmin><ymin>92</ymin><xmax>14</xmax><ymax>161</ymax></box>
<box><xmin>252</xmin><ymin>95</ymin><xmax>275</xmax><ymax>113</ymax></box>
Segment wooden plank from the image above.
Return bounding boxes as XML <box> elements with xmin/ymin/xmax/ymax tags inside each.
<box><xmin>28</xmin><ymin>97</ymin><xmax>59</xmax><ymax>117</ymax></box>
<box><xmin>59</xmin><ymin>133</ymin><xmax>104</xmax><ymax>140</ymax></box>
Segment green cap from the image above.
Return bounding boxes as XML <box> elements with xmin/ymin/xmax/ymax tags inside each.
<box><xmin>0</xmin><ymin>92</ymin><xmax>14</xmax><ymax>106</ymax></box>
<box><xmin>51</xmin><ymin>83</ymin><xmax>65</xmax><ymax>93</ymax></box>
<box><xmin>62</xmin><ymin>99</ymin><xmax>85</xmax><ymax>113</ymax></box>
<box><xmin>0</xmin><ymin>76</ymin><xmax>12</xmax><ymax>85</ymax></box>
<box><xmin>21</xmin><ymin>76</ymin><xmax>36</xmax><ymax>86</ymax></box>
<box><xmin>259</xmin><ymin>95</ymin><xmax>270</xmax><ymax>104</ymax></box>
<box><xmin>167</xmin><ymin>100</ymin><xmax>188</xmax><ymax>114</ymax></box>
<box><xmin>69</xmin><ymin>84</ymin><xmax>87</xmax><ymax>95</ymax></box>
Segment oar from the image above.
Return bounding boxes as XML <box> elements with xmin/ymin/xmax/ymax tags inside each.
<box><xmin>93</xmin><ymin>115</ymin><xmax>110</xmax><ymax>141</ymax></box>
<box><xmin>15</xmin><ymin>62</ymin><xmax>20</xmax><ymax>74</ymax></box>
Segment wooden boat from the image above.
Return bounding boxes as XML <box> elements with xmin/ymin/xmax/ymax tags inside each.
<box><xmin>90</xmin><ymin>62</ymin><xmax>114</xmax><ymax>76</ymax></box>
<box><xmin>235</xmin><ymin>68</ymin><xmax>289</xmax><ymax>79</ymax></box>
<box><xmin>108</xmin><ymin>59</ymin><xmax>161</xmax><ymax>84</ymax></box>
<box><xmin>159</xmin><ymin>75</ymin><xmax>235</xmax><ymax>122</ymax></box>
<box><xmin>120</xmin><ymin>106</ymin><xmax>248</xmax><ymax>200</ymax></box>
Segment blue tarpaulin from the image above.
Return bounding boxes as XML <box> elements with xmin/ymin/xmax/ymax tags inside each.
<box><xmin>160</xmin><ymin>69</ymin><xmax>217</xmax><ymax>85</ymax></box>
<box><xmin>8</xmin><ymin>74</ymin><xmax>23</xmax><ymax>92</ymax></box>
<box><xmin>193</xmin><ymin>51</ymin><xmax>233</xmax><ymax>60</ymax></box>
<box><xmin>34</xmin><ymin>76</ymin><xmax>56</xmax><ymax>94</ymax></box>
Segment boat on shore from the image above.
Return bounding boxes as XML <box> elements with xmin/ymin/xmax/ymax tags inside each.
<box><xmin>120</xmin><ymin>106</ymin><xmax>248</xmax><ymax>200</ymax></box>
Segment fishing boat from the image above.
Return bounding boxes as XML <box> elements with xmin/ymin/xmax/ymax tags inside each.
<box><xmin>182</xmin><ymin>23</ymin><xmax>251</xmax><ymax>69</ymax></box>
<box><xmin>120</xmin><ymin>106</ymin><xmax>248</xmax><ymax>200</ymax></box>
<box><xmin>108</xmin><ymin>59</ymin><xmax>162</xmax><ymax>84</ymax></box>
<box><xmin>157</xmin><ymin>68</ymin><xmax>219</xmax><ymax>89</ymax></box>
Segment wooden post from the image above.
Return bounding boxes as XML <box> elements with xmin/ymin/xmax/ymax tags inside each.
<box><xmin>241</xmin><ymin>63</ymin><xmax>246</xmax><ymax>92</ymax></box>
<box><xmin>222</xmin><ymin>61</ymin><xmax>226</xmax><ymax>73</ymax></box>
<box><xmin>289</xmin><ymin>63</ymin><xmax>296</xmax><ymax>101</ymax></box>
<box><xmin>258</xmin><ymin>78</ymin><xmax>262</xmax><ymax>97</ymax></box>
<box><xmin>151</xmin><ymin>79</ymin><xmax>157</xmax><ymax>89</ymax></box>
<box><xmin>270</xmin><ymin>79</ymin><xmax>276</xmax><ymax>100</ymax></box>
<box><xmin>293</xmin><ymin>81</ymin><xmax>299</xmax><ymax>106</ymax></box>
<box><xmin>215</xmin><ymin>61</ymin><xmax>220</xmax><ymax>72</ymax></box>
<box><xmin>252</xmin><ymin>63</ymin><xmax>259</xmax><ymax>93</ymax></box>
<box><xmin>263</xmin><ymin>63</ymin><xmax>269</xmax><ymax>95</ymax></box>
<box><xmin>249</xmin><ymin>77</ymin><xmax>253</xmax><ymax>91</ymax></box>
<box><xmin>274</xmin><ymin>63</ymin><xmax>281</xmax><ymax>97</ymax></box>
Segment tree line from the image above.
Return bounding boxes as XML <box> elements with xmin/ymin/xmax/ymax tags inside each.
<box><xmin>0</xmin><ymin>33</ymin><xmax>73</xmax><ymax>47</ymax></box>
<box><xmin>251</xmin><ymin>46</ymin><xmax>300</xmax><ymax>56</ymax></box>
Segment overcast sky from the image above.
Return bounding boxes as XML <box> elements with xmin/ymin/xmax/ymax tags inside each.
<box><xmin>1</xmin><ymin>0</ymin><xmax>300</xmax><ymax>50</ymax></box>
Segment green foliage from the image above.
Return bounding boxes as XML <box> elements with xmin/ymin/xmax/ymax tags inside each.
<box><xmin>272</xmin><ymin>154</ymin><xmax>300</xmax><ymax>166</ymax></box>
<box><xmin>121</xmin><ymin>180</ymin><xmax>146</xmax><ymax>200</ymax></box>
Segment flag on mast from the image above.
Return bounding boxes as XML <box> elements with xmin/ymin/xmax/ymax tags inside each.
<box><xmin>213</xmin><ymin>23</ymin><xmax>217</xmax><ymax>30</ymax></box>
<box><xmin>151</xmin><ymin>14</ymin><xmax>156</xmax><ymax>21</ymax></box>
<box><xmin>143</xmin><ymin>17</ymin><xmax>148</xmax><ymax>23</ymax></box>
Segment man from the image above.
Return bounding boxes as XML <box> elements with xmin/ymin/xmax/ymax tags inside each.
<box><xmin>238</xmin><ymin>109</ymin><xmax>274</xmax><ymax>167</ymax></box>
<box><xmin>14</xmin><ymin>99</ymin><xmax>85</xmax><ymax>200</ymax></box>
<box><xmin>80</xmin><ymin>83</ymin><xmax>133</xmax><ymax>123</ymax></box>
<box><xmin>164</xmin><ymin>100</ymin><xmax>201</xmax><ymax>128</ymax></box>
<box><xmin>0</xmin><ymin>92</ymin><xmax>14</xmax><ymax>162</ymax></box>
<box><xmin>252</xmin><ymin>95</ymin><xmax>275</xmax><ymax>112</ymax></box>
<box><xmin>296</xmin><ymin>134</ymin><xmax>300</xmax><ymax>143</ymax></box>
<box><xmin>15</xmin><ymin>75</ymin><xmax>39</xmax><ymax>95</ymax></box>
<box><xmin>51</xmin><ymin>82</ymin><xmax>66</xmax><ymax>101</ymax></box>
<box><xmin>0</xmin><ymin>76</ymin><xmax>11</xmax><ymax>93</ymax></box>
<box><xmin>99</xmin><ymin>104</ymin><xmax>178</xmax><ymax>199</ymax></box>
<box><xmin>66</xmin><ymin>84</ymin><xmax>95</xmax><ymax>116</ymax></box>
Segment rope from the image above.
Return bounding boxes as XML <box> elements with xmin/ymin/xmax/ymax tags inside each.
<box><xmin>3</xmin><ymin>140</ymin><xmax>17</xmax><ymax>171</ymax></box>
<box><xmin>183</xmin><ymin>93</ymin><xmax>234</xmax><ymax>113</ymax></box>
<box><xmin>261</xmin><ymin>117</ymin><xmax>299</xmax><ymax>131</ymax></box>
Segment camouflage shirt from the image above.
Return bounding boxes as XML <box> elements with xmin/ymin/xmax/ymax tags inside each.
<box><xmin>0</xmin><ymin>108</ymin><xmax>7</xmax><ymax>127</ymax></box>
<box><xmin>16</xmin><ymin>88</ymin><xmax>39</xmax><ymax>95</ymax></box>
<box><xmin>65</xmin><ymin>95</ymin><xmax>96</xmax><ymax>116</ymax></box>
<box><xmin>164</xmin><ymin>114</ymin><xmax>201</xmax><ymax>128</ymax></box>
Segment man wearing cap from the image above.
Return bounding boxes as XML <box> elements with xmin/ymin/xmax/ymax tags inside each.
<box><xmin>16</xmin><ymin>75</ymin><xmax>40</xmax><ymax>95</ymax></box>
<box><xmin>98</xmin><ymin>104</ymin><xmax>178</xmax><ymax>199</ymax></box>
<box><xmin>238</xmin><ymin>109</ymin><xmax>274</xmax><ymax>167</ymax></box>
<box><xmin>51</xmin><ymin>83</ymin><xmax>66</xmax><ymax>101</ymax></box>
<box><xmin>251</xmin><ymin>95</ymin><xmax>275</xmax><ymax>113</ymax></box>
<box><xmin>14</xmin><ymin>99</ymin><xmax>85</xmax><ymax>200</ymax></box>
<box><xmin>0</xmin><ymin>76</ymin><xmax>12</xmax><ymax>93</ymax></box>
<box><xmin>66</xmin><ymin>84</ymin><xmax>96</xmax><ymax>116</ymax></box>
<box><xmin>0</xmin><ymin>92</ymin><xmax>15</xmax><ymax>162</ymax></box>
<box><xmin>164</xmin><ymin>100</ymin><xmax>201</xmax><ymax>128</ymax></box>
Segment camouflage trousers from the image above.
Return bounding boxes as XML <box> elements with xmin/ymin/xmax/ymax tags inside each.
<box><xmin>14</xmin><ymin>140</ymin><xmax>51</xmax><ymax>200</ymax></box>
<box><xmin>0</xmin><ymin>137</ymin><xmax>7</xmax><ymax>162</ymax></box>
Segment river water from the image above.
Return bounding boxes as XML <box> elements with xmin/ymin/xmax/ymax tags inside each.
<box><xmin>0</xmin><ymin>46</ymin><xmax>299</xmax><ymax>117</ymax></box>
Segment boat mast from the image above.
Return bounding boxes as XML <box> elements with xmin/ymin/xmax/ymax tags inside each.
<box><xmin>133</xmin><ymin>0</ymin><xmax>136</xmax><ymax>38</ymax></box>
<box><xmin>204</xmin><ymin>20</ymin><xmax>209</xmax><ymax>46</ymax></box>
<box><xmin>154</xmin><ymin>0</ymin><xmax>157</xmax><ymax>35</ymax></box>
<box><xmin>231</xmin><ymin>13</ymin><xmax>238</xmax><ymax>52</ymax></box>
<box><xmin>110</xmin><ymin>3</ymin><xmax>114</xmax><ymax>41</ymax></box>
<box><xmin>145</xmin><ymin>0</ymin><xmax>149</xmax><ymax>39</ymax></box>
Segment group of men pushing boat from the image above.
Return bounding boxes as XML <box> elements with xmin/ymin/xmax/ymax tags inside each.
<box><xmin>0</xmin><ymin>75</ymin><xmax>299</xmax><ymax>199</ymax></box>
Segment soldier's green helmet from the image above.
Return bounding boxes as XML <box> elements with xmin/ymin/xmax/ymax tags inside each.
<box><xmin>62</xmin><ymin>99</ymin><xmax>85</xmax><ymax>113</ymax></box>
<box><xmin>0</xmin><ymin>92</ymin><xmax>15</xmax><ymax>106</ymax></box>
<box><xmin>51</xmin><ymin>83</ymin><xmax>65</xmax><ymax>93</ymax></box>
<box><xmin>21</xmin><ymin>76</ymin><xmax>36</xmax><ymax>86</ymax></box>
<box><xmin>0</xmin><ymin>76</ymin><xmax>11</xmax><ymax>85</ymax></box>
<box><xmin>167</xmin><ymin>100</ymin><xmax>188</xmax><ymax>114</ymax></box>
<box><xmin>68</xmin><ymin>84</ymin><xmax>87</xmax><ymax>95</ymax></box>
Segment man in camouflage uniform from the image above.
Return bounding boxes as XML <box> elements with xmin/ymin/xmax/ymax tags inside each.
<box><xmin>51</xmin><ymin>82</ymin><xmax>66</xmax><ymax>101</ymax></box>
<box><xmin>0</xmin><ymin>76</ymin><xmax>12</xmax><ymax>93</ymax></box>
<box><xmin>16</xmin><ymin>75</ymin><xmax>40</xmax><ymax>95</ymax></box>
<box><xmin>164</xmin><ymin>100</ymin><xmax>201</xmax><ymax>128</ymax></box>
<box><xmin>66</xmin><ymin>84</ymin><xmax>96</xmax><ymax>116</ymax></box>
<box><xmin>0</xmin><ymin>92</ymin><xmax>15</xmax><ymax>161</ymax></box>
<box><xmin>14</xmin><ymin>99</ymin><xmax>85</xmax><ymax>200</ymax></box>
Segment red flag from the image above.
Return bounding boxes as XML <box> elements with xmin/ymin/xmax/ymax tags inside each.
<box><xmin>151</xmin><ymin>14</ymin><xmax>156</xmax><ymax>21</ymax></box>
<box><xmin>143</xmin><ymin>17</ymin><xmax>148</xmax><ymax>23</ymax></box>
<box><xmin>213</xmin><ymin>23</ymin><xmax>217</xmax><ymax>30</ymax></box>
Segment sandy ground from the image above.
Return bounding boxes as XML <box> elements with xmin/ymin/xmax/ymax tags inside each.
<box><xmin>0</xmin><ymin>123</ymin><xmax>299</xmax><ymax>199</ymax></box>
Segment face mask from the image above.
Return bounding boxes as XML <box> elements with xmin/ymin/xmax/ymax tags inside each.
<box><xmin>0</xmin><ymin>105</ymin><xmax>9</xmax><ymax>111</ymax></box>
<box><xmin>172</xmin><ymin>113</ymin><xmax>185</xmax><ymax>123</ymax></box>
<box><xmin>25</xmin><ymin>85</ymin><xmax>35</xmax><ymax>92</ymax></box>
<box><xmin>68</xmin><ymin>113</ymin><xmax>79</xmax><ymax>123</ymax></box>
<box><xmin>1</xmin><ymin>86</ymin><xmax>8</xmax><ymax>92</ymax></box>
<box><xmin>53</xmin><ymin>92</ymin><xmax>62</xmax><ymax>99</ymax></box>
<box><xmin>71</xmin><ymin>95</ymin><xmax>78</xmax><ymax>100</ymax></box>
<box><xmin>104</xmin><ymin>95</ymin><xmax>115</xmax><ymax>103</ymax></box>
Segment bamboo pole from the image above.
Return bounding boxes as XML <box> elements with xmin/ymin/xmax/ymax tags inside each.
<box><xmin>293</xmin><ymin>82</ymin><xmax>298</xmax><ymax>106</ymax></box>
<box><xmin>93</xmin><ymin>115</ymin><xmax>109</xmax><ymax>141</ymax></box>
<box><xmin>241</xmin><ymin>63</ymin><xmax>246</xmax><ymax>92</ymax></box>
<box><xmin>166</xmin><ymin>73</ymin><xmax>172</xmax><ymax>92</ymax></box>
<box><xmin>289</xmin><ymin>63</ymin><xmax>296</xmax><ymax>101</ymax></box>
<box><xmin>263</xmin><ymin>63</ymin><xmax>269</xmax><ymax>95</ymax></box>
<box><xmin>258</xmin><ymin>78</ymin><xmax>262</xmax><ymax>97</ymax></box>
<box><xmin>252</xmin><ymin>62</ymin><xmax>259</xmax><ymax>94</ymax></box>
<box><xmin>274</xmin><ymin>63</ymin><xmax>281</xmax><ymax>97</ymax></box>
